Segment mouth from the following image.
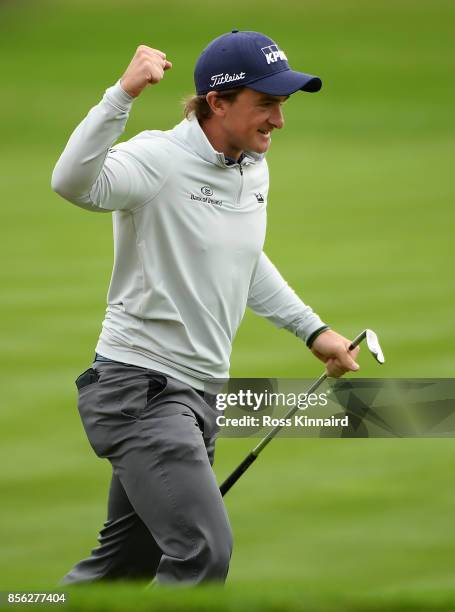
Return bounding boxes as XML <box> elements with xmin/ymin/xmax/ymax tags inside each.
<box><xmin>257</xmin><ymin>129</ymin><xmax>271</xmax><ymax>136</ymax></box>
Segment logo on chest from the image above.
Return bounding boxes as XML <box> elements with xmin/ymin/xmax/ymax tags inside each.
<box><xmin>189</xmin><ymin>186</ymin><xmax>223</xmax><ymax>207</ymax></box>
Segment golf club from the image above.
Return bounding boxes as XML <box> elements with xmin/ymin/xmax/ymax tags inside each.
<box><xmin>219</xmin><ymin>328</ymin><xmax>385</xmax><ymax>496</ymax></box>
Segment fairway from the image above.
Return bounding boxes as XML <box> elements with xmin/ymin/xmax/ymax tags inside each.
<box><xmin>1</xmin><ymin>0</ymin><xmax>454</xmax><ymax>610</ymax></box>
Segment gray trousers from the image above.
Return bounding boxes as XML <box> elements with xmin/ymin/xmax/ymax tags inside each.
<box><xmin>59</xmin><ymin>358</ymin><xmax>232</xmax><ymax>586</ymax></box>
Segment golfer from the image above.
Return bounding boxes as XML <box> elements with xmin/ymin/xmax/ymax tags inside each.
<box><xmin>52</xmin><ymin>30</ymin><xmax>360</xmax><ymax>586</ymax></box>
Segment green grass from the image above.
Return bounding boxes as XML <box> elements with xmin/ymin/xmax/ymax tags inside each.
<box><xmin>20</xmin><ymin>581</ymin><xmax>455</xmax><ymax>612</ymax></box>
<box><xmin>1</xmin><ymin>0</ymin><xmax>454</xmax><ymax>610</ymax></box>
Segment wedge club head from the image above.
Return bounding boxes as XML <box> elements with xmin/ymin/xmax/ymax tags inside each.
<box><xmin>365</xmin><ymin>329</ymin><xmax>385</xmax><ymax>364</ymax></box>
<box><xmin>350</xmin><ymin>328</ymin><xmax>385</xmax><ymax>364</ymax></box>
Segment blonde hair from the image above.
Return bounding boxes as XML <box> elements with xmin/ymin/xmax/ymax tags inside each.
<box><xmin>183</xmin><ymin>89</ymin><xmax>244</xmax><ymax>123</ymax></box>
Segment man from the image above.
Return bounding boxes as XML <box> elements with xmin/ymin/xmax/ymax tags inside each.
<box><xmin>52</xmin><ymin>30</ymin><xmax>360</xmax><ymax>586</ymax></box>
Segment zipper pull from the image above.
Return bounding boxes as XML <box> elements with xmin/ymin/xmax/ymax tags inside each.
<box><xmin>239</xmin><ymin>164</ymin><xmax>243</xmax><ymax>175</ymax></box>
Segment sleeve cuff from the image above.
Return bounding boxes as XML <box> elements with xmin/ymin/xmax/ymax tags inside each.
<box><xmin>104</xmin><ymin>80</ymin><xmax>135</xmax><ymax>112</ymax></box>
<box><xmin>306</xmin><ymin>325</ymin><xmax>331</xmax><ymax>349</ymax></box>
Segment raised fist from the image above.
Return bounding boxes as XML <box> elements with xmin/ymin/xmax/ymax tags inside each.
<box><xmin>120</xmin><ymin>45</ymin><xmax>172</xmax><ymax>98</ymax></box>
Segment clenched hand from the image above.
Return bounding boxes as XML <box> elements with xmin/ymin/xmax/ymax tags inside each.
<box><xmin>120</xmin><ymin>45</ymin><xmax>172</xmax><ymax>98</ymax></box>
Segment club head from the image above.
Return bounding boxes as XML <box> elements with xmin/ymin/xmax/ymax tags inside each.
<box><xmin>365</xmin><ymin>329</ymin><xmax>385</xmax><ymax>364</ymax></box>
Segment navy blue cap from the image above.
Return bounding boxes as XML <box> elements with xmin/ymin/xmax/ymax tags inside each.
<box><xmin>194</xmin><ymin>29</ymin><xmax>322</xmax><ymax>96</ymax></box>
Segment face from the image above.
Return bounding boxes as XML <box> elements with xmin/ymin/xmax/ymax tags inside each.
<box><xmin>213</xmin><ymin>88</ymin><xmax>288</xmax><ymax>158</ymax></box>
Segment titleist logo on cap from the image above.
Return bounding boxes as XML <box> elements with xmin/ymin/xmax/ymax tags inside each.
<box><xmin>210</xmin><ymin>72</ymin><xmax>246</xmax><ymax>88</ymax></box>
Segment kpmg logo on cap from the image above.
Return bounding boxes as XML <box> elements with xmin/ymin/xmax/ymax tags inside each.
<box><xmin>210</xmin><ymin>71</ymin><xmax>246</xmax><ymax>88</ymax></box>
<box><xmin>261</xmin><ymin>45</ymin><xmax>288</xmax><ymax>65</ymax></box>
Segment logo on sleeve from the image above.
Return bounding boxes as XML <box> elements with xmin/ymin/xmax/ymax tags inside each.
<box><xmin>261</xmin><ymin>45</ymin><xmax>288</xmax><ymax>65</ymax></box>
<box><xmin>254</xmin><ymin>192</ymin><xmax>265</xmax><ymax>203</ymax></box>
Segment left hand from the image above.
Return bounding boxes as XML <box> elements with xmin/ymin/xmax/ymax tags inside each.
<box><xmin>310</xmin><ymin>329</ymin><xmax>360</xmax><ymax>378</ymax></box>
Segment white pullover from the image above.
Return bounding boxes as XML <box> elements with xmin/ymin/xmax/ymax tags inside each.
<box><xmin>51</xmin><ymin>81</ymin><xmax>327</xmax><ymax>389</ymax></box>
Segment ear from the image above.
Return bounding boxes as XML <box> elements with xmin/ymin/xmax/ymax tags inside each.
<box><xmin>206</xmin><ymin>91</ymin><xmax>228</xmax><ymax>117</ymax></box>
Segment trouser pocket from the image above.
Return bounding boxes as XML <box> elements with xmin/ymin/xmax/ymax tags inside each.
<box><xmin>75</xmin><ymin>368</ymin><xmax>99</xmax><ymax>390</ymax></box>
<box><xmin>75</xmin><ymin>362</ymin><xmax>167</xmax><ymax>459</ymax></box>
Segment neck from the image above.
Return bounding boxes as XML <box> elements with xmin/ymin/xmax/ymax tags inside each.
<box><xmin>200</xmin><ymin>118</ymin><xmax>243</xmax><ymax>161</ymax></box>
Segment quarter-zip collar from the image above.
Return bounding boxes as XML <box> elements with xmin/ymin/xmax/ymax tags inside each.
<box><xmin>166</xmin><ymin>113</ymin><xmax>264</xmax><ymax>169</ymax></box>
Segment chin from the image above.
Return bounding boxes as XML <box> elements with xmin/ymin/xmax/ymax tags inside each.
<box><xmin>249</xmin><ymin>141</ymin><xmax>271</xmax><ymax>154</ymax></box>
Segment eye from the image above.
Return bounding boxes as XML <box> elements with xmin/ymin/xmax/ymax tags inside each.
<box><xmin>259</xmin><ymin>99</ymin><xmax>286</xmax><ymax>108</ymax></box>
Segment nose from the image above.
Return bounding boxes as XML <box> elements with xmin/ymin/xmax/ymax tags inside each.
<box><xmin>269</xmin><ymin>105</ymin><xmax>284</xmax><ymax>129</ymax></box>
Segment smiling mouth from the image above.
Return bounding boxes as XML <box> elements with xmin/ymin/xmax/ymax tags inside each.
<box><xmin>258</xmin><ymin>129</ymin><xmax>271</xmax><ymax>136</ymax></box>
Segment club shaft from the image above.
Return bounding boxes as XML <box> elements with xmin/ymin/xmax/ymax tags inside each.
<box><xmin>251</xmin><ymin>372</ymin><xmax>328</xmax><ymax>456</ymax></box>
<box><xmin>349</xmin><ymin>329</ymin><xmax>366</xmax><ymax>350</ymax></box>
<box><xmin>220</xmin><ymin>329</ymin><xmax>371</xmax><ymax>497</ymax></box>
<box><xmin>220</xmin><ymin>372</ymin><xmax>328</xmax><ymax>496</ymax></box>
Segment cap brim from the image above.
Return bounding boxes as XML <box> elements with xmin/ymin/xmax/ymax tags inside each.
<box><xmin>247</xmin><ymin>69</ymin><xmax>322</xmax><ymax>96</ymax></box>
